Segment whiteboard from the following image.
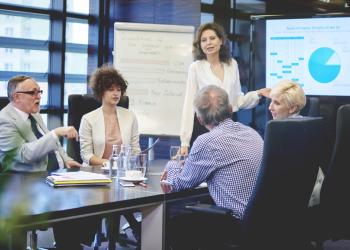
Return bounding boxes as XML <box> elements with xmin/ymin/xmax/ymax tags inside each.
<box><xmin>114</xmin><ymin>22</ymin><xmax>194</xmax><ymax>136</ymax></box>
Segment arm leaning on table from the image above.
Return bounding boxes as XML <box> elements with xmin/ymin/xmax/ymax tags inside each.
<box><xmin>164</xmin><ymin>137</ymin><xmax>213</xmax><ymax>191</ymax></box>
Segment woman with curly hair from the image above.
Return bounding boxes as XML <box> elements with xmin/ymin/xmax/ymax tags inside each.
<box><xmin>79</xmin><ymin>65</ymin><xmax>140</xmax><ymax>166</ymax></box>
<box><xmin>79</xmin><ymin>65</ymin><xmax>141</xmax><ymax>246</ymax></box>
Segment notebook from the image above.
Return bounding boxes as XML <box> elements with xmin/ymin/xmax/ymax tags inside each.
<box><xmin>46</xmin><ymin>171</ymin><xmax>112</xmax><ymax>187</ymax></box>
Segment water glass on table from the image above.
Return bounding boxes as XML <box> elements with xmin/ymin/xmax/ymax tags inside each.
<box><xmin>169</xmin><ymin>146</ymin><xmax>181</xmax><ymax>161</ymax></box>
<box><xmin>126</xmin><ymin>154</ymin><xmax>147</xmax><ymax>179</ymax></box>
<box><xmin>169</xmin><ymin>145</ymin><xmax>187</xmax><ymax>163</ymax></box>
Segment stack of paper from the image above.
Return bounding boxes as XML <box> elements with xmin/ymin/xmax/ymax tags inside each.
<box><xmin>46</xmin><ymin>171</ymin><xmax>112</xmax><ymax>187</ymax></box>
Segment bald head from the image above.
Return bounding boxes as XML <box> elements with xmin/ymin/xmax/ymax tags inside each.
<box><xmin>194</xmin><ymin>85</ymin><xmax>232</xmax><ymax>127</ymax></box>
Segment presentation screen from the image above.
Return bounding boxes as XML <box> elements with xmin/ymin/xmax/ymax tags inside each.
<box><xmin>263</xmin><ymin>16</ymin><xmax>350</xmax><ymax>96</ymax></box>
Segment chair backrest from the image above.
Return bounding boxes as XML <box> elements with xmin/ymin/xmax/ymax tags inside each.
<box><xmin>266</xmin><ymin>96</ymin><xmax>321</xmax><ymax>121</ymax></box>
<box><xmin>242</xmin><ymin>117</ymin><xmax>324</xmax><ymax>249</ymax></box>
<box><xmin>0</xmin><ymin>97</ymin><xmax>9</xmax><ymax>171</ymax></box>
<box><xmin>0</xmin><ymin>97</ymin><xmax>9</xmax><ymax>110</ymax></box>
<box><xmin>299</xmin><ymin>96</ymin><xmax>320</xmax><ymax>117</ymax></box>
<box><xmin>320</xmin><ymin>104</ymin><xmax>350</xmax><ymax>240</ymax></box>
<box><xmin>66</xmin><ymin>94</ymin><xmax>129</xmax><ymax>163</ymax></box>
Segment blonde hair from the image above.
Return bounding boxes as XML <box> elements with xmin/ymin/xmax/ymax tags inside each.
<box><xmin>270</xmin><ymin>79</ymin><xmax>306</xmax><ymax>114</ymax></box>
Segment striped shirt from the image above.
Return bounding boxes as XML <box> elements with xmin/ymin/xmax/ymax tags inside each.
<box><xmin>166</xmin><ymin>119</ymin><xmax>263</xmax><ymax>220</ymax></box>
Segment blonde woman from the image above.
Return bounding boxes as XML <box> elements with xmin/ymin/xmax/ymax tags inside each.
<box><xmin>268</xmin><ymin>79</ymin><xmax>306</xmax><ymax>119</ymax></box>
<box><xmin>269</xmin><ymin>79</ymin><xmax>323</xmax><ymax>207</ymax></box>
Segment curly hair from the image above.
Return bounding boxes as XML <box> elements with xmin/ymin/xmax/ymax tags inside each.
<box><xmin>89</xmin><ymin>65</ymin><xmax>128</xmax><ymax>102</ymax></box>
<box><xmin>192</xmin><ymin>22</ymin><xmax>231</xmax><ymax>64</ymax></box>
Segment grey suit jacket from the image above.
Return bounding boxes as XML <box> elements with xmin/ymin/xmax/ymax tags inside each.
<box><xmin>0</xmin><ymin>103</ymin><xmax>72</xmax><ymax>172</ymax></box>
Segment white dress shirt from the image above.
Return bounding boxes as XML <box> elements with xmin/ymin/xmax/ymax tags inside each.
<box><xmin>180</xmin><ymin>59</ymin><xmax>260</xmax><ymax>147</ymax></box>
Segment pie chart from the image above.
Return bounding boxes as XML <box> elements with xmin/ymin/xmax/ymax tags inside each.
<box><xmin>308</xmin><ymin>47</ymin><xmax>341</xmax><ymax>83</ymax></box>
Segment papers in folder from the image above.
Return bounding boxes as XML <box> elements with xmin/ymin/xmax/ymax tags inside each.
<box><xmin>46</xmin><ymin>171</ymin><xmax>112</xmax><ymax>187</ymax></box>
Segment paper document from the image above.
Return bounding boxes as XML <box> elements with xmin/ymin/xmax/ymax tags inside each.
<box><xmin>46</xmin><ymin>171</ymin><xmax>112</xmax><ymax>187</ymax></box>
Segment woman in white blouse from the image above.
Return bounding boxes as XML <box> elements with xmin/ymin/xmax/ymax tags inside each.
<box><xmin>79</xmin><ymin>65</ymin><xmax>140</xmax><ymax>166</ymax></box>
<box><xmin>180</xmin><ymin>22</ymin><xmax>270</xmax><ymax>155</ymax></box>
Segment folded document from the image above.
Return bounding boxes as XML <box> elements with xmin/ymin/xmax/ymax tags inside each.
<box><xmin>46</xmin><ymin>171</ymin><xmax>112</xmax><ymax>187</ymax></box>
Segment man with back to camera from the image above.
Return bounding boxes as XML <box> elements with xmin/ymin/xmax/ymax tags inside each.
<box><xmin>161</xmin><ymin>85</ymin><xmax>264</xmax><ymax>250</ymax></box>
<box><xmin>0</xmin><ymin>75</ymin><xmax>98</xmax><ymax>249</ymax></box>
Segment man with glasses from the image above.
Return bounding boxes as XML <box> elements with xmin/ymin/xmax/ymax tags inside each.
<box><xmin>0</xmin><ymin>75</ymin><xmax>80</xmax><ymax>172</ymax></box>
<box><xmin>0</xmin><ymin>75</ymin><xmax>98</xmax><ymax>250</ymax></box>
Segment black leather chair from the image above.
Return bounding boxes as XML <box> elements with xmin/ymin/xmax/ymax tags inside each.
<box><xmin>266</xmin><ymin>96</ymin><xmax>320</xmax><ymax>121</ymax></box>
<box><xmin>0</xmin><ymin>96</ymin><xmax>9</xmax><ymax>110</ymax></box>
<box><xmin>316</xmin><ymin>104</ymin><xmax>350</xmax><ymax>243</ymax></box>
<box><xmin>67</xmin><ymin>94</ymin><xmax>133</xmax><ymax>250</ymax></box>
<box><xmin>0</xmin><ymin>97</ymin><xmax>9</xmax><ymax>171</ymax></box>
<box><xmin>67</xmin><ymin>94</ymin><xmax>129</xmax><ymax>163</ymax></box>
<box><xmin>186</xmin><ymin>117</ymin><xmax>325</xmax><ymax>250</ymax></box>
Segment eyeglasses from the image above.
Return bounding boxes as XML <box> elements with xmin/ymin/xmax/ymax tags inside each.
<box><xmin>16</xmin><ymin>89</ymin><xmax>43</xmax><ymax>96</ymax></box>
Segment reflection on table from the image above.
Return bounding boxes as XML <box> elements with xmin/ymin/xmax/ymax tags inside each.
<box><xmin>0</xmin><ymin>159</ymin><xmax>209</xmax><ymax>250</ymax></box>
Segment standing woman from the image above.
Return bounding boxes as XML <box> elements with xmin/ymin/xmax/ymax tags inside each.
<box><xmin>79</xmin><ymin>65</ymin><xmax>140</xmax><ymax>166</ymax></box>
<box><xmin>180</xmin><ymin>22</ymin><xmax>270</xmax><ymax>155</ymax></box>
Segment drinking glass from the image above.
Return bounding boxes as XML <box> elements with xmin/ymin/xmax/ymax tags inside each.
<box><xmin>120</xmin><ymin>144</ymin><xmax>131</xmax><ymax>156</ymax></box>
<box><xmin>125</xmin><ymin>155</ymin><xmax>147</xmax><ymax>179</ymax></box>
<box><xmin>136</xmin><ymin>153</ymin><xmax>148</xmax><ymax>177</ymax></box>
<box><xmin>169</xmin><ymin>146</ymin><xmax>181</xmax><ymax>161</ymax></box>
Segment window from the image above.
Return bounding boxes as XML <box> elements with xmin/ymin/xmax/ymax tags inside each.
<box><xmin>0</xmin><ymin>0</ymin><xmax>50</xmax><ymax>9</ymax></box>
<box><xmin>4</xmin><ymin>63</ymin><xmax>12</xmax><ymax>71</ymax></box>
<box><xmin>64</xmin><ymin>17</ymin><xmax>89</xmax><ymax>110</ymax></box>
<box><xmin>5</xmin><ymin>27</ymin><xmax>13</xmax><ymax>36</ymax></box>
<box><xmin>66</xmin><ymin>18</ymin><xmax>88</xmax><ymax>44</ymax></box>
<box><xmin>0</xmin><ymin>48</ymin><xmax>48</xmax><ymax>72</ymax></box>
<box><xmin>0</xmin><ymin>81</ymin><xmax>7</xmax><ymax>97</ymax></box>
<box><xmin>0</xmin><ymin>1</ymin><xmax>93</xmax><ymax>129</ymax></box>
<box><xmin>0</xmin><ymin>12</ymin><xmax>49</xmax><ymax>40</ymax></box>
<box><xmin>201</xmin><ymin>13</ymin><xmax>214</xmax><ymax>24</ymax></box>
<box><xmin>201</xmin><ymin>0</ymin><xmax>214</xmax><ymax>3</ymax></box>
<box><xmin>21</xmin><ymin>62</ymin><xmax>30</xmax><ymax>71</ymax></box>
<box><xmin>67</xmin><ymin>0</ymin><xmax>89</xmax><ymax>14</ymax></box>
<box><xmin>64</xmin><ymin>82</ymin><xmax>87</xmax><ymax>106</ymax></box>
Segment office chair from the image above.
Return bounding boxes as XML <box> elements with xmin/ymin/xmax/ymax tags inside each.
<box><xmin>67</xmin><ymin>94</ymin><xmax>137</xmax><ymax>250</ymax></box>
<box><xmin>315</xmin><ymin>104</ymin><xmax>350</xmax><ymax>244</ymax></box>
<box><xmin>67</xmin><ymin>94</ymin><xmax>129</xmax><ymax>163</ymax></box>
<box><xmin>0</xmin><ymin>96</ymin><xmax>9</xmax><ymax>110</ymax></box>
<box><xmin>186</xmin><ymin>117</ymin><xmax>325</xmax><ymax>250</ymax></box>
<box><xmin>266</xmin><ymin>96</ymin><xmax>320</xmax><ymax>121</ymax></box>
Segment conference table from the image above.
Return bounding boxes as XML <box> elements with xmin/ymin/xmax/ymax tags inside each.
<box><xmin>0</xmin><ymin>160</ymin><xmax>209</xmax><ymax>250</ymax></box>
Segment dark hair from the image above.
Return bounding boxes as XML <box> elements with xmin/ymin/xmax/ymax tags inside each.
<box><xmin>89</xmin><ymin>65</ymin><xmax>128</xmax><ymax>102</ymax></box>
<box><xmin>192</xmin><ymin>22</ymin><xmax>231</xmax><ymax>64</ymax></box>
<box><xmin>7</xmin><ymin>75</ymin><xmax>33</xmax><ymax>101</ymax></box>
